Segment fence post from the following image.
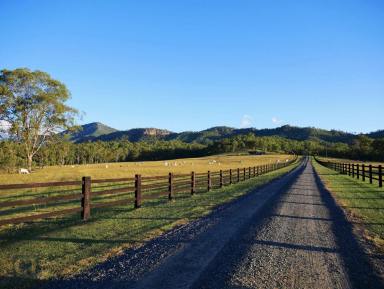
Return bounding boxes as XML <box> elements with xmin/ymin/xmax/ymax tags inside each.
<box><xmin>243</xmin><ymin>168</ymin><xmax>246</xmax><ymax>181</ymax></box>
<box><xmin>229</xmin><ymin>169</ymin><xmax>232</xmax><ymax>184</ymax></box>
<box><xmin>168</xmin><ymin>172</ymin><xmax>173</xmax><ymax>200</ymax></box>
<box><xmin>348</xmin><ymin>163</ymin><xmax>351</xmax><ymax>176</ymax></box>
<box><xmin>257</xmin><ymin>166</ymin><xmax>259</xmax><ymax>176</ymax></box>
<box><xmin>352</xmin><ymin>164</ymin><xmax>355</xmax><ymax>178</ymax></box>
<box><xmin>379</xmin><ymin>165</ymin><xmax>383</xmax><ymax>188</ymax></box>
<box><xmin>81</xmin><ymin>176</ymin><xmax>91</xmax><ymax>221</ymax></box>
<box><xmin>357</xmin><ymin>164</ymin><xmax>360</xmax><ymax>179</ymax></box>
<box><xmin>248</xmin><ymin>167</ymin><xmax>251</xmax><ymax>179</ymax></box>
<box><xmin>191</xmin><ymin>171</ymin><xmax>195</xmax><ymax>195</ymax></box>
<box><xmin>219</xmin><ymin>170</ymin><xmax>223</xmax><ymax>188</ymax></box>
<box><xmin>237</xmin><ymin>168</ymin><xmax>240</xmax><ymax>183</ymax></box>
<box><xmin>134</xmin><ymin>174</ymin><xmax>142</xmax><ymax>208</ymax></box>
<box><xmin>369</xmin><ymin>165</ymin><xmax>373</xmax><ymax>184</ymax></box>
<box><xmin>253</xmin><ymin>166</ymin><xmax>256</xmax><ymax>177</ymax></box>
<box><xmin>207</xmin><ymin>171</ymin><xmax>211</xmax><ymax>191</ymax></box>
<box><xmin>362</xmin><ymin>164</ymin><xmax>365</xmax><ymax>182</ymax></box>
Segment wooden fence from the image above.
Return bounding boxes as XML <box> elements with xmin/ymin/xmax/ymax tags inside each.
<box><xmin>0</xmin><ymin>157</ymin><xmax>297</xmax><ymax>227</ymax></box>
<box><xmin>315</xmin><ymin>158</ymin><xmax>383</xmax><ymax>188</ymax></box>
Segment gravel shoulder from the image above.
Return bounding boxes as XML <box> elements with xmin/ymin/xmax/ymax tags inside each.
<box><xmin>46</xmin><ymin>159</ymin><xmax>384</xmax><ymax>289</ymax></box>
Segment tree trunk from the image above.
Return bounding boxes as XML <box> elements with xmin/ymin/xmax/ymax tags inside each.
<box><xmin>27</xmin><ymin>154</ymin><xmax>33</xmax><ymax>172</ymax></box>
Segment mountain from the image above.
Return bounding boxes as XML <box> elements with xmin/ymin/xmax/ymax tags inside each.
<box><xmin>168</xmin><ymin>125</ymin><xmax>355</xmax><ymax>144</ymax></box>
<box><xmin>367</xmin><ymin>130</ymin><xmax>384</xmax><ymax>139</ymax></box>
<box><xmin>94</xmin><ymin>128</ymin><xmax>173</xmax><ymax>142</ymax></box>
<box><xmin>64</xmin><ymin>122</ymin><xmax>381</xmax><ymax>144</ymax></box>
<box><xmin>62</xmin><ymin>122</ymin><xmax>118</xmax><ymax>142</ymax></box>
<box><xmin>167</xmin><ymin>126</ymin><xmax>236</xmax><ymax>144</ymax></box>
<box><xmin>252</xmin><ymin>125</ymin><xmax>355</xmax><ymax>143</ymax></box>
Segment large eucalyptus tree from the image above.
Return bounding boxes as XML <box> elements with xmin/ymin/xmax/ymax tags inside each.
<box><xmin>0</xmin><ymin>68</ymin><xmax>78</xmax><ymax>171</ymax></box>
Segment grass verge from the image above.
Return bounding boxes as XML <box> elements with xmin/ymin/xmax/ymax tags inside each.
<box><xmin>0</xmin><ymin>160</ymin><xmax>300</xmax><ymax>289</ymax></box>
<box><xmin>312</xmin><ymin>159</ymin><xmax>384</xmax><ymax>250</ymax></box>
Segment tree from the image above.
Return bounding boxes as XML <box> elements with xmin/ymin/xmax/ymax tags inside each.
<box><xmin>0</xmin><ymin>68</ymin><xmax>78</xmax><ymax>171</ymax></box>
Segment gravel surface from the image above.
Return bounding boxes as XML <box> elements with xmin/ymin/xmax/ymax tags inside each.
<box><xmin>46</xmin><ymin>159</ymin><xmax>384</xmax><ymax>289</ymax></box>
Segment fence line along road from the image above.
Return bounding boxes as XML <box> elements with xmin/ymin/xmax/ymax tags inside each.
<box><xmin>0</xmin><ymin>157</ymin><xmax>298</xmax><ymax>227</ymax></box>
<box><xmin>315</xmin><ymin>157</ymin><xmax>383</xmax><ymax>188</ymax></box>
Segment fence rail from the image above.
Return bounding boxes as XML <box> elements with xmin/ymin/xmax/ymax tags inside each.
<box><xmin>315</xmin><ymin>157</ymin><xmax>383</xmax><ymax>188</ymax></box>
<box><xmin>0</xmin><ymin>157</ymin><xmax>298</xmax><ymax>226</ymax></box>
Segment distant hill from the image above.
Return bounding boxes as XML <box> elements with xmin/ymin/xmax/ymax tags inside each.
<box><xmin>253</xmin><ymin>125</ymin><xmax>355</xmax><ymax>143</ymax></box>
<box><xmin>167</xmin><ymin>126</ymin><xmax>236</xmax><ymax>144</ymax></box>
<box><xmin>167</xmin><ymin>125</ymin><xmax>356</xmax><ymax>144</ymax></box>
<box><xmin>62</xmin><ymin>122</ymin><xmax>118</xmax><ymax>142</ymax></box>
<box><xmin>63</xmin><ymin>122</ymin><xmax>381</xmax><ymax>144</ymax></box>
<box><xmin>367</xmin><ymin>130</ymin><xmax>384</xmax><ymax>139</ymax></box>
<box><xmin>95</xmin><ymin>128</ymin><xmax>173</xmax><ymax>142</ymax></box>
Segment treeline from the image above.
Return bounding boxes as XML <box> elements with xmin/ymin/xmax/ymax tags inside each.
<box><xmin>0</xmin><ymin>140</ymin><xmax>206</xmax><ymax>172</ymax></box>
<box><xmin>1</xmin><ymin>134</ymin><xmax>383</xmax><ymax>172</ymax></box>
<box><xmin>210</xmin><ymin>134</ymin><xmax>384</xmax><ymax>161</ymax></box>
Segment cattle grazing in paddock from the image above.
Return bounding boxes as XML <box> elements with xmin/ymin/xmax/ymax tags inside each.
<box><xmin>19</xmin><ymin>168</ymin><xmax>30</xmax><ymax>174</ymax></box>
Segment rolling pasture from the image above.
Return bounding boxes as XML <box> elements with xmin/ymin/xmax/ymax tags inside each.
<box><xmin>0</xmin><ymin>154</ymin><xmax>291</xmax><ymax>184</ymax></box>
<box><xmin>0</xmin><ymin>154</ymin><xmax>296</xmax><ymax>289</ymax></box>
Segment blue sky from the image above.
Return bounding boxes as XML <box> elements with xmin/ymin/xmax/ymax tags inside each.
<box><xmin>1</xmin><ymin>0</ymin><xmax>383</xmax><ymax>133</ymax></box>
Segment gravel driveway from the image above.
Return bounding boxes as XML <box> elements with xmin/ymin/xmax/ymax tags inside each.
<box><xmin>46</xmin><ymin>159</ymin><xmax>384</xmax><ymax>289</ymax></box>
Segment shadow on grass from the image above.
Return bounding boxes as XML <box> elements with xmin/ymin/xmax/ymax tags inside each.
<box><xmin>313</xmin><ymin>168</ymin><xmax>384</xmax><ymax>288</ymax></box>
<box><xmin>0</xmin><ymin>276</ymin><xmax>47</xmax><ymax>289</ymax></box>
<box><xmin>340</xmin><ymin>206</ymin><xmax>384</xmax><ymax>210</ymax></box>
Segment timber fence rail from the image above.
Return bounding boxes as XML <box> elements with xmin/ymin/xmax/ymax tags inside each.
<box><xmin>315</xmin><ymin>157</ymin><xmax>383</xmax><ymax>188</ymax></box>
<box><xmin>0</xmin><ymin>157</ymin><xmax>298</xmax><ymax>226</ymax></box>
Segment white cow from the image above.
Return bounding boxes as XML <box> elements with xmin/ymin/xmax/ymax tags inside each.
<box><xmin>19</xmin><ymin>168</ymin><xmax>30</xmax><ymax>174</ymax></box>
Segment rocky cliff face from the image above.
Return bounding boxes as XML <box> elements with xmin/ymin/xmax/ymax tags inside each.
<box><xmin>142</xmin><ymin>128</ymin><xmax>172</xmax><ymax>136</ymax></box>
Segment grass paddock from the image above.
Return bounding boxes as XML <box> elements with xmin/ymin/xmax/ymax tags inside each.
<box><xmin>0</xmin><ymin>155</ymin><xmax>298</xmax><ymax>289</ymax></box>
<box><xmin>312</xmin><ymin>159</ymin><xmax>384</xmax><ymax>249</ymax></box>
<box><xmin>0</xmin><ymin>154</ymin><xmax>293</xmax><ymax>184</ymax></box>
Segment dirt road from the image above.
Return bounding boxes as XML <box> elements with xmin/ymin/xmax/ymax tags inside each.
<box><xmin>48</xmin><ymin>159</ymin><xmax>384</xmax><ymax>289</ymax></box>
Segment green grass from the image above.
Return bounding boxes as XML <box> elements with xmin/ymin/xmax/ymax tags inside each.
<box><xmin>316</xmin><ymin>156</ymin><xmax>384</xmax><ymax>166</ymax></box>
<box><xmin>312</xmin><ymin>159</ymin><xmax>384</xmax><ymax>248</ymax></box>
<box><xmin>0</xmin><ymin>154</ymin><xmax>294</xmax><ymax>227</ymax></box>
<box><xmin>0</xmin><ymin>160</ymin><xmax>299</xmax><ymax>289</ymax></box>
<box><xmin>0</xmin><ymin>154</ymin><xmax>292</xmax><ymax>184</ymax></box>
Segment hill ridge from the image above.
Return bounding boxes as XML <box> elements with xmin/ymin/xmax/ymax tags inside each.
<box><xmin>62</xmin><ymin>122</ymin><xmax>383</xmax><ymax>144</ymax></box>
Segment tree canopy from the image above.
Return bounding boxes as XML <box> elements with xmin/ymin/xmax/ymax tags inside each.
<box><xmin>0</xmin><ymin>68</ymin><xmax>78</xmax><ymax>170</ymax></box>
